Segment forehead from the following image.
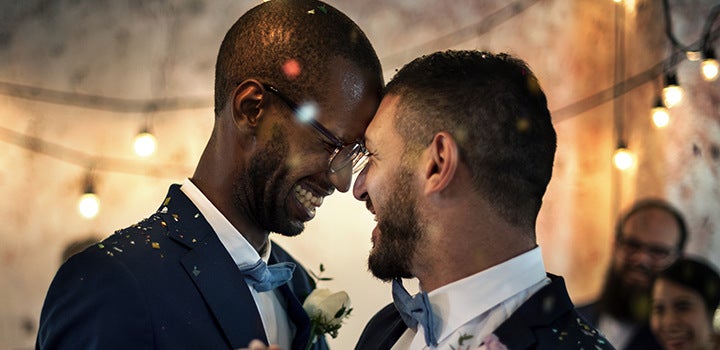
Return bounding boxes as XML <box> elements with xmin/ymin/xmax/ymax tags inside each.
<box><xmin>313</xmin><ymin>56</ymin><xmax>381</xmax><ymax>143</ymax></box>
<box><xmin>654</xmin><ymin>278</ymin><xmax>704</xmax><ymax>304</ymax></box>
<box><xmin>622</xmin><ymin>208</ymin><xmax>681</xmax><ymax>247</ymax></box>
<box><xmin>365</xmin><ymin>94</ymin><xmax>402</xmax><ymax>149</ymax></box>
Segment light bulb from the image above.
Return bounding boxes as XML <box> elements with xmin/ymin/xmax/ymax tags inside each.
<box><xmin>78</xmin><ymin>192</ymin><xmax>100</xmax><ymax>219</ymax></box>
<box><xmin>662</xmin><ymin>85</ymin><xmax>683</xmax><ymax>108</ymax></box>
<box><xmin>701</xmin><ymin>58</ymin><xmax>719</xmax><ymax>81</ymax></box>
<box><xmin>134</xmin><ymin>131</ymin><xmax>157</xmax><ymax>157</ymax></box>
<box><xmin>613</xmin><ymin>147</ymin><xmax>634</xmax><ymax>170</ymax></box>
<box><xmin>651</xmin><ymin>98</ymin><xmax>670</xmax><ymax>128</ymax></box>
<box><xmin>662</xmin><ymin>73</ymin><xmax>683</xmax><ymax>108</ymax></box>
<box><xmin>686</xmin><ymin>51</ymin><xmax>702</xmax><ymax>61</ymax></box>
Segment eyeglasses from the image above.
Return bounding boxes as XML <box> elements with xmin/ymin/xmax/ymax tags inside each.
<box><xmin>262</xmin><ymin>84</ymin><xmax>370</xmax><ymax>175</ymax></box>
<box><xmin>616</xmin><ymin>236</ymin><xmax>678</xmax><ymax>265</ymax></box>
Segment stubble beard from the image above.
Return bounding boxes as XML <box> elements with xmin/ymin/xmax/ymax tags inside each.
<box><xmin>599</xmin><ymin>263</ymin><xmax>654</xmax><ymax>323</ymax></box>
<box><xmin>368</xmin><ymin>165</ymin><xmax>423</xmax><ymax>281</ymax></box>
<box><xmin>233</xmin><ymin>127</ymin><xmax>304</xmax><ymax>237</ymax></box>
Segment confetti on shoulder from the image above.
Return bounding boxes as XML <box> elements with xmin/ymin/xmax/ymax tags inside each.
<box><xmin>152</xmin><ymin>242</ymin><xmax>160</xmax><ymax>249</ymax></box>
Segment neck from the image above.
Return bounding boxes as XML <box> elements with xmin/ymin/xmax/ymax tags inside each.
<box><xmin>413</xmin><ymin>198</ymin><xmax>537</xmax><ymax>292</ymax></box>
<box><xmin>191</xmin><ymin>119</ymin><xmax>269</xmax><ymax>253</ymax></box>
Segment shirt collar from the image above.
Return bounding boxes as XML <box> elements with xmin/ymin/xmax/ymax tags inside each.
<box><xmin>427</xmin><ymin>246</ymin><xmax>547</xmax><ymax>342</ymax></box>
<box><xmin>180</xmin><ymin>178</ymin><xmax>269</xmax><ymax>267</ymax></box>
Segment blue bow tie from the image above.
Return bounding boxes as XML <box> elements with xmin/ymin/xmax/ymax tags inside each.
<box><xmin>392</xmin><ymin>278</ymin><xmax>439</xmax><ymax>347</ymax></box>
<box><xmin>239</xmin><ymin>259</ymin><xmax>296</xmax><ymax>292</ymax></box>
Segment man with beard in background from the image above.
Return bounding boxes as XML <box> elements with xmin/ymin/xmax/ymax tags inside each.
<box><xmin>36</xmin><ymin>1</ymin><xmax>383</xmax><ymax>349</ymax></box>
<box><xmin>577</xmin><ymin>199</ymin><xmax>689</xmax><ymax>350</ymax></box>
<box><xmin>352</xmin><ymin>50</ymin><xmax>614</xmax><ymax>350</ymax></box>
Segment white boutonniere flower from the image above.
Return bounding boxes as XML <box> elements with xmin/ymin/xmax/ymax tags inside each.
<box><xmin>302</xmin><ymin>265</ymin><xmax>352</xmax><ymax>350</ymax></box>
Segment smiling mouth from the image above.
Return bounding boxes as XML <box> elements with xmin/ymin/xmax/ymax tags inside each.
<box><xmin>294</xmin><ymin>184</ymin><xmax>324</xmax><ymax>214</ymax></box>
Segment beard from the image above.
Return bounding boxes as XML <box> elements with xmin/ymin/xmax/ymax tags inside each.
<box><xmin>368</xmin><ymin>164</ymin><xmax>423</xmax><ymax>281</ymax></box>
<box><xmin>233</xmin><ymin>126</ymin><xmax>304</xmax><ymax>237</ymax></box>
<box><xmin>599</xmin><ymin>264</ymin><xmax>654</xmax><ymax>323</ymax></box>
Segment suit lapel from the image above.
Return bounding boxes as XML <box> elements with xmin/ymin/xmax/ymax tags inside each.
<box><xmin>159</xmin><ymin>185</ymin><xmax>268</xmax><ymax>349</ymax></box>
<box><xmin>355</xmin><ymin>303</ymin><xmax>408</xmax><ymax>350</ymax></box>
<box><xmin>493</xmin><ymin>274</ymin><xmax>574</xmax><ymax>349</ymax></box>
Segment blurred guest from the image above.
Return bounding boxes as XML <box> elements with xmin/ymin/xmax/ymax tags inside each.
<box><xmin>651</xmin><ymin>257</ymin><xmax>720</xmax><ymax>350</ymax></box>
<box><xmin>578</xmin><ymin>199</ymin><xmax>689</xmax><ymax>350</ymax></box>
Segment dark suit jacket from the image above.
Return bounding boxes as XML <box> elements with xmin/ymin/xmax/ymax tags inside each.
<box><xmin>37</xmin><ymin>184</ymin><xmax>328</xmax><ymax>350</ymax></box>
<box><xmin>355</xmin><ymin>274</ymin><xmax>615</xmax><ymax>350</ymax></box>
<box><xmin>576</xmin><ymin>301</ymin><xmax>661</xmax><ymax>350</ymax></box>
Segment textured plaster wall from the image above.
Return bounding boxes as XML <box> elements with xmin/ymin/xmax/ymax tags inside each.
<box><xmin>0</xmin><ymin>1</ymin><xmax>717</xmax><ymax>349</ymax></box>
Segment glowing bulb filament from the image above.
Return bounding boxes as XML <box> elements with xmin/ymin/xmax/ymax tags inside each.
<box><xmin>701</xmin><ymin>58</ymin><xmax>719</xmax><ymax>81</ymax></box>
<box><xmin>651</xmin><ymin>106</ymin><xmax>670</xmax><ymax>128</ymax></box>
<box><xmin>662</xmin><ymin>85</ymin><xmax>683</xmax><ymax>108</ymax></box>
<box><xmin>78</xmin><ymin>193</ymin><xmax>100</xmax><ymax>219</ymax></box>
<box><xmin>134</xmin><ymin>132</ymin><xmax>157</xmax><ymax>157</ymax></box>
<box><xmin>613</xmin><ymin>148</ymin><xmax>634</xmax><ymax>170</ymax></box>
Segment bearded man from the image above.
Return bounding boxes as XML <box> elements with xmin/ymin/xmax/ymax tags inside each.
<box><xmin>37</xmin><ymin>1</ymin><xmax>383</xmax><ymax>349</ymax></box>
<box><xmin>352</xmin><ymin>50</ymin><xmax>615</xmax><ymax>350</ymax></box>
<box><xmin>577</xmin><ymin>199</ymin><xmax>688</xmax><ymax>350</ymax></box>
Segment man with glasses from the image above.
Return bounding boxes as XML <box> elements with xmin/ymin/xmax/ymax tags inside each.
<box><xmin>37</xmin><ymin>1</ymin><xmax>383</xmax><ymax>349</ymax></box>
<box><xmin>577</xmin><ymin>199</ymin><xmax>688</xmax><ymax>350</ymax></box>
<box><xmin>352</xmin><ymin>50</ymin><xmax>614</xmax><ymax>350</ymax></box>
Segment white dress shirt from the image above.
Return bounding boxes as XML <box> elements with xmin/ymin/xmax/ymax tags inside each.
<box><xmin>392</xmin><ymin>247</ymin><xmax>550</xmax><ymax>350</ymax></box>
<box><xmin>181</xmin><ymin>179</ymin><xmax>292</xmax><ymax>350</ymax></box>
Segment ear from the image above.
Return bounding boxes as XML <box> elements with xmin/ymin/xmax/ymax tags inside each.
<box><xmin>231</xmin><ymin>79</ymin><xmax>266</xmax><ymax>127</ymax></box>
<box><xmin>422</xmin><ymin>131</ymin><xmax>459</xmax><ymax>195</ymax></box>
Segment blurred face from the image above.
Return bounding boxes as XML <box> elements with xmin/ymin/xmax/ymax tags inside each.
<box><xmin>612</xmin><ymin>208</ymin><xmax>682</xmax><ymax>289</ymax></box>
<box><xmin>651</xmin><ymin>278</ymin><xmax>715</xmax><ymax>350</ymax></box>
<box><xmin>353</xmin><ymin>95</ymin><xmax>423</xmax><ymax>280</ymax></box>
<box><xmin>234</xmin><ymin>57</ymin><xmax>381</xmax><ymax>236</ymax></box>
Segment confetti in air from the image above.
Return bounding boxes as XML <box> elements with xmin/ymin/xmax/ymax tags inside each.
<box><xmin>296</xmin><ymin>102</ymin><xmax>319</xmax><ymax>124</ymax></box>
<box><xmin>282</xmin><ymin>59</ymin><xmax>302</xmax><ymax>80</ymax></box>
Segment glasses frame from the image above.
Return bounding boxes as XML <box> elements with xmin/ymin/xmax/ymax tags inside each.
<box><xmin>616</xmin><ymin>236</ymin><xmax>679</xmax><ymax>267</ymax></box>
<box><xmin>262</xmin><ymin>83</ymin><xmax>369</xmax><ymax>174</ymax></box>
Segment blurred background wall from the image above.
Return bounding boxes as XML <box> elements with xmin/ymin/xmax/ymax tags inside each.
<box><xmin>1</xmin><ymin>0</ymin><xmax>718</xmax><ymax>348</ymax></box>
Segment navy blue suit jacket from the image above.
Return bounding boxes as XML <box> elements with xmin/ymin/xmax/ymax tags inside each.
<box><xmin>37</xmin><ymin>184</ymin><xmax>328</xmax><ymax>350</ymax></box>
<box><xmin>355</xmin><ymin>275</ymin><xmax>615</xmax><ymax>350</ymax></box>
<box><xmin>576</xmin><ymin>301</ymin><xmax>661</xmax><ymax>350</ymax></box>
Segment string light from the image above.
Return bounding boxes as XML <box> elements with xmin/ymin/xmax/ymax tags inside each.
<box><xmin>613</xmin><ymin>142</ymin><xmax>635</xmax><ymax>170</ymax></box>
<box><xmin>651</xmin><ymin>97</ymin><xmax>670</xmax><ymax>128</ymax></box>
<box><xmin>133</xmin><ymin>127</ymin><xmax>157</xmax><ymax>157</ymax></box>
<box><xmin>78</xmin><ymin>174</ymin><xmax>100</xmax><ymax>219</ymax></box>
<box><xmin>701</xmin><ymin>49</ymin><xmax>719</xmax><ymax>81</ymax></box>
<box><xmin>662</xmin><ymin>73</ymin><xmax>683</xmax><ymax>108</ymax></box>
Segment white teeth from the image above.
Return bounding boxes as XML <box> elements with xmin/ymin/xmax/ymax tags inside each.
<box><xmin>294</xmin><ymin>185</ymin><xmax>323</xmax><ymax>212</ymax></box>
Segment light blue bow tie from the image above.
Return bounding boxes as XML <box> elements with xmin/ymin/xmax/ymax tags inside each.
<box><xmin>239</xmin><ymin>259</ymin><xmax>296</xmax><ymax>292</ymax></box>
<box><xmin>392</xmin><ymin>278</ymin><xmax>439</xmax><ymax>347</ymax></box>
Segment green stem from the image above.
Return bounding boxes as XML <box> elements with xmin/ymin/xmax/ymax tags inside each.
<box><xmin>305</xmin><ymin>322</ymin><xmax>317</xmax><ymax>350</ymax></box>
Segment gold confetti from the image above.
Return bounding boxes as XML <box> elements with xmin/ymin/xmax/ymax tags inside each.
<box><xmin>152</xmin><ymin>242</ymin><xmax>160</xmax><ymax>249</ymax></box>
<box><xmin>163</xmin><ymin>197</ymin><xmax>171</xmax><ymax>206</ymax></box>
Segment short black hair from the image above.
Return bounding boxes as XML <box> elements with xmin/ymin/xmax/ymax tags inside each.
<box><xmin>214</xmin><ymin>0</ymin><xmax>382</xmax><ymax>114</ymax></box>
<box><xmin>657</xmin><ymin>257</ymin><xmax>720</xmax><ymax>317</ymax></box>
<box><xmin>385</xmin><ymin>50</ymin><xmax>556</xmax><ymax>229</ymax></box>
<box><xmin>615</xmin><ymin>198</ymin><xmax>688</xmax><ymax>252</ymax></box>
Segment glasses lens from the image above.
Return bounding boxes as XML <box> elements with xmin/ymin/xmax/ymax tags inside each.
<box><xmin>329</xmin><ymin>143</ymin><xmax>368</xmax><ymax>174</ymax></box>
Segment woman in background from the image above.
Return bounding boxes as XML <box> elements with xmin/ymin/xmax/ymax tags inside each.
<box><xmin>651</xmin><ymin>257</ymin><xmax>720</xmax><ymax>350</ymax></box>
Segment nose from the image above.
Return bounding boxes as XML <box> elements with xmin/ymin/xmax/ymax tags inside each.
<box><xmin>353</xmin><ymin>166</ymin><xmax>369</xmax><ymax>201</ymax></box>
<box><xmin>329</xmin><ymin>165</ymin><xmax>352</xmax><ymax>192</ymax></box>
